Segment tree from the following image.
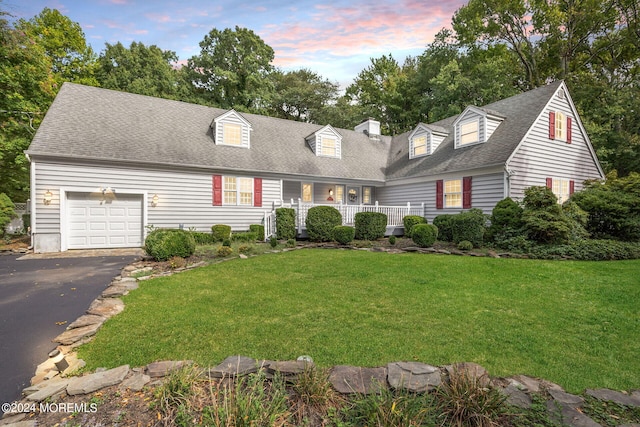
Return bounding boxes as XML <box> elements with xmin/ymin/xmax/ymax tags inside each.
<box><xmin>96</xmin><ymin>41</ymin><xmax>189</xmax><ymax>100</ymax></box>
<box><xmin>15</xmin><ymin>7</ymin><xmax>97</xmax><ymax>86</ymax></box>
<box><xmin>267</xmin><ymin>69</ymin><xmax>339</xmax><ymax>123</ymax></box>
<box><xmin>186</xmin><ymin>26</ymin><xmax>275</xmax><ymax>110</ymax></box>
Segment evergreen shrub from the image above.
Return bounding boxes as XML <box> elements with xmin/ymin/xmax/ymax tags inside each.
<box><xmin>412</xmin><ymin>224</ymin><xmax>438</xmax><ymax>248</ymax></box>
<box><xmin>433</xmin><ymin>215</ymin><xmax>455</xmax><ymax>242</ymax></box>
<box><xmin>402</xmin><ymin>215</ymin><xmax>426</xmax><ymax>238</ymax></box>
<box><xmin>333</xmin><ymin>225</ymin><xmax>355</xmax><ymax>245</ymax></box>
<box><xmin>452</xmin><ymin>209</ymin><xmax>487</xmax><ymax>248</ymax></box>
<box><xmin>354</xmin><ymin>212</ymin><xmax>387</xmax><ymax>240</ymax></box>
<box><xmin>211</xmin><ymin>224</ymin><xmax>232</xmax><ymax>242</ymax></box>
<box><xmin>249</xmin><ymin>224</ymin><xmax>265</xmax><ymax>240</ymax></box>
<box><xmin>145</xmin><ymin>229</ymin><xmax>196</xmax><ymax>261</ymax></box>
<box><xmin>276</xmin><ymin>208</ymin><xmax>296</xmax><ymax>240</ymax></box>
<box><xmin>306</xmin><ymin>206</ymin><xmax>342</xmax><ymax>242</ymax></box>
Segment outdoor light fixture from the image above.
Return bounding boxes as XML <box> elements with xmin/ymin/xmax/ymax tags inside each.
<box><xmin>43</xmin><ymin>190</ymin><xmax>52</xmax><ymax>205</ymax></box>
<box><xmin>151</xmin><ymin>194</ymin><xmax>159</xmax><ymax>207</ymax></box>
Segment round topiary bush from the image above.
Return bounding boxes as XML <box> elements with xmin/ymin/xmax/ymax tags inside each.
<box><xmin>354</xmin><ymin>212</ymin><xmax>387</xmax><ymax>240</ymax></box>
<box><xmin>306</xmin><ymin>206</ymin><xmax>342</xmax><ymax>242</ymax></box>
<box><xmin>388</xmin><ymin>235</ymin><xmax>397</xmax><ymax>245</ymax></box>
<box><xmin>144</xmin><ymin>229</ymin><xmax>196</xmax><ymax>261</ymax></box>
<box><xmin>403</xmin><ymin>215</ymin><xmax>426</xmax><ymax>238</ymax></box>
<box><xmin>458</xmin><ymin>240</ymin><xmax>473</xmax><ymax>251</ymax></box>
<box><xmin>211</xmin><ymin>224</ymin><xmax>232</xmax><ymax>242</ymax></box>
<box><xmin>333</xmin><ymin>225</ymin><xmax>355</xmax><ymax>245</ymax></box>
<box><xmin>412</xmin><ymin>223</ymin><xmax>438</xmax><ymax>248</ymax></box>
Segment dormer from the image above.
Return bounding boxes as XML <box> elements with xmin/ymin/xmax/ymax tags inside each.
<box><xmin>306</xmin><ymin>125</ymin><xmax>342</xmax><ymax>159</ymax></box>
<box><xmin>453</xmin><ymin>106</ymin><xmax>504</xmax><ymax>149</ymax></box>
<box><xmin>212</xmin><ymin>109</ymin><xmax>252</xmax><ymax>148</ymax></box>
<box><xmin>408</xmin><ymin>123</ymin><xmax>448</xmax><ymax>159</ymax></box>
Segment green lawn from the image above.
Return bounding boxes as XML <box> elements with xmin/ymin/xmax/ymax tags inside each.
<box><xmin>79</xmin><ymin>249</ymin><xmax>640</xmax><ymax>393</ymax></box>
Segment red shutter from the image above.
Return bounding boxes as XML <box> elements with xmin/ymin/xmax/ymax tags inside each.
<box><xmin>549</xmin><ymin>112</ymin><xmax>556</xmax><ymax>140</ymax></box>
<box><xmin>546</xmin><ymin>177</ymin><xmax>553</xmax><ymax>189</ymax></box>
<box><xmin>567</xmin><ymin>117</ymin><xmax>572</xmax><ymax>144</ymax></box>
<box><xmin>254</xmin><ymin>177</ymin><xmax>262</xmax><ymax>207</ymax></box>
<box><xmin>569</xmin><ymin>180</ymin><xmax>575</xmax><ymax>195</ymax></box>
<box><xmin>463</xmin><ymin>176</ymin><xmax>472</xmax><ymax>209</ymax></box>
<box><xmin>213</xmin><ymin>175</ymin><xmax>222</xmax><ymax>206</ymax></box>
<box><xmin>436</xmin><ymin>180</ymin><xmax>444</xmax><ymax>209</ymax></box>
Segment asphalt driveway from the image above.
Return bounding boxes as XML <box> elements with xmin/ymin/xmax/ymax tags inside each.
<box><xmin>0</xmin><ymin>252</ymin><xmax>140</xmax><ymax>408</ymax></box>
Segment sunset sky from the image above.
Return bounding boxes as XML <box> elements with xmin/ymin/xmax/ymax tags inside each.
<box><xmin>6</xmin><ymin>0</ymin><xmax>467</xmax><ymax>87</ymax></box>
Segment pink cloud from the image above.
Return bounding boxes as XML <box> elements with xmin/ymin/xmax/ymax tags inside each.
<box><xmin>101</xmin><ymin>19</ymin><xmax>149</xmax><ymax>35</ymax></box>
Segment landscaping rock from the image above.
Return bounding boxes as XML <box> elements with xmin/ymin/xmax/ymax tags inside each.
<box><xmin>67</xmin><ymin>365</ymin><xmax>129</xmax><ymax>395</ymax></box>
<box><xmin>53</xmin><ymin>322</ymin><xmax>102</xmax><ymax>345</ymax></box>
<box><xmin>508</xmin><ymin>375</ymin><xmax>563</xmax><ymax>393</ymax></box>
<box><xmin>1</xmin><ymin>420</ymin><xmax>35</xmax><ymax>427</ymax></box>
<box><xmin>86</xmin><ymin>298</ymin><xmax>124</xmax><ymax>318</ymax></box>
<box><xmin>329</xmin><ymin>365</ymin><xmax>387</xmax><ymax>394</ymax></box>
<box><xmin>387</xmin><ymin>361</ymin><xmax>441</xmax><ymax>392</ymax></box>
<box><xmin>102</xmin><ymin>281</ymin><xmax>138</xmax><ymax>297</ymax></box>
<box><xmin>500</xmin><ymin>384</ymin><xmax>533</xmax><ymax>409</ymax></box>
<box><xmin>25</xmin><ymin>378</ymin><xmax>70</xmax><ymax>402</ymax></box>
<box><xmin>66</xmin><ymin>314</ymin><xmax>106</xmax><ymax>330</ymax></box>
<box><xmin>146</xmin><ymin>360</ymin><xmax>192</xmax><ymax>378</ymax></box>
<box><xmin>209</xmin><ymin>356</ymin><xmax>259</xmax><ymax>378</ymax></box>
<box><xmin>402</xmin><ymin>247</ymin><xmax>420</xmax><ymax>252</ymax></box>
<box><xmin>120</xmin><ymin>372</ymin><xmax>151</xmax><ymax>391</ymax></box>
<box><xmin>549</xmin><ymin>389</ymin><xmax>584</xmax><ymax>407</ymax></box>
<box><xmin>268</xmin><ymin>360</ymin><xmax>313</xmax><ymax>380</ymax></box>
<box><xmin>546</xmin><ymin>400</ymin><xmax>602</xmax><ymax>427</ymax></box>
<box><xmin>446</xmin><ymin>362</ymin><xmax>490</xmax><ymax>387</ymax></box>
<box><xmin>0</xmin><ymin>414</ymin><xmax>28</xmax><ymax>426</ymax></box>
<box><xmin>586</xmin><ymin>389</ymin><xmax>640</xmax><ymax>407</ymax></box>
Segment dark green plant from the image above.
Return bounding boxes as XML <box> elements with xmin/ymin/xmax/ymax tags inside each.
<box><xmin>562</xmin><ymin>200</ymin><xmax>590</xmax><ymax>241</ymax></box>
<box><xmin>487</xmin><ymin>197</ymin><xmax>523</xmax><ymax>242</ymax></box>
<box><xmin>269</xmin><ymin>236</ymin><xmax>278</xmax><ymax>248</ymax></box>
<box><xmin>306</xmin><ymin>206</ymin><xmax>342</xmax><ymax>242</ymax></box>
<box><xmin>452</xmin><ymin>209</ymin><xmax>487</xmax><ymax>247</ymax></box>
<box><xmin>276</xmin><ymin>208</ymin><xmax>296</xmax><ymax>240</ymax></box>
<box><xmin>249</xmin><ymin>224</ymin><xmax>265</xmax><ymax>240</ymax></box>
<box><xmin>412</xmin><ymin>223</ymin><xmax>438</xmax><ymax>248</ymax></box>
<box><xmin>433</xmin><ymin>214</ymin><xmax>455</xmax><ymax>242</ymax></box>
<box><xmin>354</xmin><ymin>212</ymin><xmax>387</xmax><ymax>240</ymax></box>
<box><xmin>211</xmin><ymin>224</ymin><xmax>232</xmax><ymax>242</ymax></box>
<box><xmin>231</xmin><ymin>231</ymin><xmax>257</xmax><ymax>242</ymax></box>
<box><xmin>529</xmin><ymin>240</ymin><xmax>640</xmax><ymax>261</ymax></box>
<box><xmin>388</xmin><ymin>235</ymin><xmax>397</xmax><ymax>245</ymax></box>
<box><xmin>458</xmin><ymin>240</ymin><xmax>473</xmax><ymax>251</ymax></box>
<box><xmin>222</xmin><ymin>238</ymin><xmax>231</xmax><ymax>247</ymax></box>
<box><xmin>0</xmin><ymin>193</ymin><xmax>17</xmax><ymax>236</ymax></box>
<box><xmin>402</xmin><ymin>215</ymin><xmax>426</xmax><ymax>238</ymax></box>
<box><xmin>333</xmin><ymin>225</ymin><xmax>355</xmax><ymax>245</ymax></box>
<box><xmin>344</xmin><ymin>386</ymin><xmax>434</xmax><ymax>426</ymax></box>
<box><xmin>190</xmin><ymin>231</ymin><xmax>215</xmax><ymax>245</ymax></box>
<box><xmin>286</xmin><ymin>239</ymin><xmax>296</xmax><ymax>247</ymax></box>
<box><xmin>144</xmin><ymin>229</ymin><xmax>196</xmax><ymax>261</ymax></box>
<box><xmin>522</xmin><ymin>187</ymin><xmax>570</xmax><ymax>245</ymax></box>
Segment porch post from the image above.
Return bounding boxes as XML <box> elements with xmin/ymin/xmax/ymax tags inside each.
<box><xmin>297</xmin><ymin>198</ymin><xmax>303</xmax><ymax>235</ymax></box>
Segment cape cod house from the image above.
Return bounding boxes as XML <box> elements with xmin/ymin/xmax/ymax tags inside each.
<box><xmin>26</xmin><ymin>80</ymin><xmax>604</xmax><ymax>253</ymax></box>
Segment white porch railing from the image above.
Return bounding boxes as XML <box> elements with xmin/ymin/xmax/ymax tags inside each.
<box><xmin>263</xmin><ymin>210</ymin><xmax>277</xmax><ymax>241</ymax></box>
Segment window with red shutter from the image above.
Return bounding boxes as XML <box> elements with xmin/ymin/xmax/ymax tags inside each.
<box><xmin>463</xmin><ymin>176</ymin><xmax>472</xmax><ymax>209</ymax></box>
<box><xmin>213</xmin><ymin>175</ymin><xmax>222</xmax><ymax>206</ymax></box>
<box><xmin>254</xmin><ymin>178</ymin><xmax>262</xmax><ymax>207</ymax></box>
<box><xmin>436</xmin><ymin>180</ymin><xmax>443</xmax><ymax>209</ymax></box>
<box><xmin>567</xmin><ymin>117</ymin><xmax>572</xmax><ymax>144</ymax></box>
<box><xmin>549</xmin><ymin>112</ymin><xmax>556</xmax><ymax>140</ymax></box>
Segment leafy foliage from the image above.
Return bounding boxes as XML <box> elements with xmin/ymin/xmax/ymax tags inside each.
<box><xmin>487</xmin><ymin>197</ymin><xmax>524</xmax><ymax>242</ymax></box>
<box><xmin>249</xmin><ymin>224</ymin><xmax>265</xmax><ymax>241</ymax></box>
<box><xmin>211</xmin><ymin>224</ymin><xmax>232</xmax><ymax>242</ymax></box>
<box><xmin>452</xmin><ymin>209</ymin><xmax>487</xmax><ymax>248</ymax></box>
<box><xmin>305</xmin><ymin>206</ymin><xmax>342</xmax><ymax>242</ymax></box>
<box><xmin>275</xmin><ymin>208</ymin><xmax>296</xmax><ymax>240</ymax></box>
<box><xmin>0</xmin><ymin>193</ymin><xmax>16</xmax><ymax>235</ymax></box>
<box><xmin>412</xmin><ymin>223</ymin><xmax>438</xmax><ymax>248</ymax></box>
<box><xmin>354</xmin><ymin>212</ymin><xmax>387</xmax><ymax>240</ymax></box>
<box><xmin>433</xmin><ymin>214</ymin><xmax>456</xmax><ymax>242</ymax></box>
<box><xmin>522</xmin><ymin>187</ymin><xmax>571</xmax><ymax>245</ymax></box>
<box><xmin>402</xmin><ymin>215</ymin><xmax>426</xmax><ymax>238</ymax></box>
<box><xmin>333</xmin><ymin>226</ymin><xmax>355</xmax><ymax>245</ymax></box>
<box><xmin>145</xmin><ymin>229</ymin><xmax>196</xmax><ymax>261</ymax></box>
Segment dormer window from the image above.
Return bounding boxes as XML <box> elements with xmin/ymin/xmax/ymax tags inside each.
<box><xmin>306</xmin><ymin>125</ymin><xmax>342</xmax><ymax>159</ymax></box>
<box><xmin>408</xmin><ymin>123</ymin><xmax>447</xmax><ymax>159</ymax></box>
<box><xmin>212</xmin><ymin>109</ymin><xmax>252</xmax><ymax>148</ymax></box>
<box><xmin>412</xmin><ymin>135</ymin><xmax>428</xmax><ymax>157</ymax></box>
<box><xmin>321</xmin><ymin>137</ymin><xmax>338</xmax><ymax>157</ymax></box>
<box><xmin>460</xmin><ymin>119</ymin><xmax>479</xmax><ymax>145</ymax></box>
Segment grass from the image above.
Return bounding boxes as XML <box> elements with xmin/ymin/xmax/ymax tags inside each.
<box><xmin>78</xmin><ymin>249</ymin><xmax>640</xmax><ymax>393</ymax></box>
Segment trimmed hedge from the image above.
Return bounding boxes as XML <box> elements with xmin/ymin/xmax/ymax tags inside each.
<box><xmin>452</xmin><ymin>209</ymin><xmax>487</xmax><ymax>248</ymax></box>
<box><xmin>306</xmin><ymin>206</ymin><xmax>342</xmax><ymax>242</ymax></box>
<box><xmin>402</xmin><ymin>215</ymin><xmax>426</xmax><ymax>238</ymax></box>
<box><xmin>354</xmin><ymin>212</ymin><xmax>387</xmax><ymax>240</ymax></box>
<box><xmin>145</xmin><ymin>229</ymin><xmax>196</xmax><ymax>261</ymax></box>
<box><xmin>211</xmin><ymin>224</ymin><xmax>232</xmax><ymax>242</ymax></box>
<box><xmin>333</xmin><ymin>225</ymin><xmax>355</xmax><ymax>245</ymax></box>
<box><xmin>276</xmin><ymin>208</ymin><xmax>296</xmax><ymax>240</ymax></box>
<box><xmin>433</xmin><ymin>214</ymin><xmax>455</xmax><ymax>242</ymax></box>
<box><xmin>231</xmin><ymin>232</ymin><xmax>258</xmax><ymax>242</ymax></box>
<box><xmin>412</xmin><ymin>223</ymin><xmax>438</xmax><ymax>248</ymax></box>
<box><xmin>190</xmin><ymin>231</ymin><xmax>215</xmax><ymax>245</ymax></box>
<box><xmin>249</xmin><ymin>224</ymin><xmax>265</xmax><ymax>240</ymax></box>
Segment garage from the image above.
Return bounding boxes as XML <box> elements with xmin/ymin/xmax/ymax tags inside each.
<box><xmin>66</xmin><ymin>192</ymin><xmax>143</xmax><ymax>249</ymax></box>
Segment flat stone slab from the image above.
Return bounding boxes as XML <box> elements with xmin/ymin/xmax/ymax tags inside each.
<box><xmin>549</xmin><ymin>389</ymin><xmax>584</xmax><ymax>407</ymax></box>
<box><xmin>25</xmin><ymin>378</ymin><xmax>70</xmax><ymax>402</ymax></box>
<box><xmin>102</xmin><ymin>282</ymin><xmax>138</xmax><ymax>297</ymax></box>
<box><xmin>500</xmin><ymin>384</ymin><xmax>533</xmax><ymax>409</ymax></box>
<box><xmin>67</xmin><ymin>365</ymin><xmax>129</xmax><ymax>395</ymax></box>
<box><xmin>586</xmin><ymin>389</ymin><xmax>640</xmax><ymax>407</ymax></box>
<box><xmin>329</xmin><ymin>365</ymin><xmax>387</xmax><ymax>394</ymax></box>
<box><xmin>508</xmin><ymin>375</ymin><xmax>563</xmax><ymax>393</ymax></box>
<box><xmin>446</xmin><ymin>362</ymin><xmax>490</xmax><ymax>387</ymax></box>
<box><xmin>66</xmin><ymin>314</ymin><xmax>106</xmax><ymax>330</ymax></box>
<box><xmin>268</xmin><ymin>360</ymin><xmax>314</xmax><ymax>377</ymax></box>
<box><xmin>1</xmin><ymin>421</ymin><xmax>36</xmax><ymax>427</ymax></box>
<box><xmin>146</xmin><ymin>360</ymin><xmax>192</xmax><ymax>378</ymax></box>
<box><xmin>387</xmin><ymin>361</ymin><xmax>441</xmax><ymax>392</ymax></box>
<box><xmin>546</xmin><ymin>400</ymin><xmax>602</xmax><ymax>427</ymax></box>
<box><xmin>120</xmin><ymin>372</ymin><xmax>151</xmax><ymax>391</ymax></box>
<box><xmin>86</xmin><ymin>298</ymin><xmax>124</xmax><ymax>318</ymax></box>
<box><xmin>53</xmin><ymin>322</ymin><xmax>102</xmax><ymax>345</ymax></box>
<box><xmin>209</xmin><ymin>356</ymin><xmax>259</xmax><ymax>378</ymax></box>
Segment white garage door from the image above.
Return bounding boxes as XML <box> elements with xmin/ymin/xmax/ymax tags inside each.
<box><xmin>67</xmin><ymin>192</ymin><xmax>143</xmax><ymax>249</ymax></box>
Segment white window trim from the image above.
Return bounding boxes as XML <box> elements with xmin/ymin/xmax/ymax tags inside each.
<box><xmin>223</xmin><ymin>176</ymin><xmax>253</xmax><ymax>206</ymax></box>
<box><xmin>555</xmin><ymin>111</ymin><xmax>567</xmax><ymax>142</ymax></box>
<box><xmin>302</xmin><ymin>182</ymin><xmax>313</xmax><ymax>203</ymax></box>
<box><xmin>319</xmin><ymin>136</ymin><xmax>339</xmax><ymax>158</ymax></box>
<box><xmin>459</xmin><ymin>118</ymin><xmax>480</xmax><ymax>146</ymax></box>
<box><xmin>444</xmin><ymin>179</ymin><xmax>463</xmax><ymax>209</ymax></box>
<box><xmin>411</xmin><ymin>134</ymin><xmax>429</xmax><ymax>158</ymax></box>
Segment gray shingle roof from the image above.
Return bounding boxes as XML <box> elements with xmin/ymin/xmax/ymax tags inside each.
<box><xmin>27</xmin><ymin>81</ymin><xmax>563</xmax><ymax>182</ymax></box>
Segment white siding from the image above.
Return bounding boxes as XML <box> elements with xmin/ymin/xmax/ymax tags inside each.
<box><xmin>33</xmin><ymin>161</ymin><xmax>281</xmax><ymax>250</ymax></box>
<box><xmin>377</xmin><ymin>172</ymin><xmax>505</xmax><ymax>222</ymax></box>
<box><xmin>485</xmin><ymin>117</ymin><xmax>501</xmax><ymax>140</ymax></box>
<box><xmin>431</xmin><ymin>133</ymin><xmax>446</xmax><ymax>153</ymax></box>
<box><xmin>507</xmin><ymin>92</ymin><xmax>603</xmax><ymax>200</ymax></box>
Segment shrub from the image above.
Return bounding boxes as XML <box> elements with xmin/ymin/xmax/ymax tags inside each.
<box><xmin>562</xmin><ymin>200</ymin><xmax>590</xmax><ymax>241</ymax></box>
<box><xmin>190</xmin><ymin>231</ymin><xmax>215</xmax><ymax>245</ymax></box>
<box><xmin>354</xmin><ymin>212</ymin><xmax>387</xmax><ymax>240</ymax></box>
<box><xmin>168</xmin><ymin>256</ymin><xmax>187</xmax><ymax>269</ymax></box>
<box><xmin>529</xmin><ymin>240</ymin><xmax>640</xmax><ymax>261</ymax></box>
<box><xmin>216</xmin><ymin>245</ymin><xmax>233</xmax><ymax>257</ymax></box>
<box><xmin>412</xmin><ymin>223</ymin><xmax>438</xmax><ymax>248</ymax></box>
<box><xmin>452</xmin><ymin>209</ymin><xmax>487</xmax><ymax>248</ymax></box>
<box><xmin>388</xmin><ymin>235</ymin><xmax>397</xmax><ymax>245</ymax></box>
<box><xmin>145</xmin><ymin>229</ymin><xmax>196</xmax><ymax>261</ymax></box>
<box><xmin>333</xmin><ymin>225</ymin><xmax>355</xmax><ymax>245</ymax></box>
<box><xmin>231</xmin><ymin>231</ymin><xmax>257</xmax><ymax>242</ymax></box>
<box><xmin>222</xmin><ymin>238</ymin><xmax>231</xmax><ymax>247</ymax></box>
<box><xmin>306</xmin><ymin>206</ymin><xmax>342</xmax><ymax>242</ymax></box>
<box><xmin>522</xmin><ymin>187</ymin><xmax>570</xmax><ymax>245</ymax></box>
<box><xmin>0</xmin><ymin>193</ymin><xmax>16</xmax><ymax>236</ymax></box>
<box><xmin>433</xmin><ymin>214</ymin><xmax>455</xmax><ymax>242</ymax></box>
<box><xmin>487</xmin><ymin>197</ymin><xmax>523</xmax><ymax>242</ymax></box>
<box><xmin>458</xmin><ymin>240</ymin><xmax>473</xmax><ymax>251</ymax></box>
<box><xmin>211</xmin><ymin>224</ymin><xmax>232</xmax><ymax>242</ymax></box>
<box><xmin>269</xmin><ymin>236</ymin><xmax>278</xmax><ymax>248</ymax></box>
<box><xmin>286</xmin><ymin>239</ymin><xmax>296</xmax><ymax>248</ymax></box>
<box><xmin>402</xmin><ymin>215</ymin><xmax>426</xmax><ymax>238</ymax></box>
<box><xmin>237</xmin><ymin>244</ymin><xmax>253</xmax><ymax>254</ymax></box>
<box><xmin>276</xmin><ymin>208</ymin><xmax>296</xmax><ymax>240</ymax></box>
<box><xmin>249</xmin><ymin>224</ymin><xmax>265</xmax><ymax>240</ymax></box>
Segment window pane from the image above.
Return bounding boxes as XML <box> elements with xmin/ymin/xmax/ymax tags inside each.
<box><xmin>413</xmin><ymin>136</ymin><xmax>427</xmax><ymax>156</ymax></box>
<box><xmin>555</xmin><ymin>112</ymin><xmax>565</xmax><ymax>141</ymax></box>
<box><xmin>302</xmin><ymin>183</ymin><xmax>312</xmax><ymax>202</ymax></box>
<box><xmin>224</xmin><ymin>177</ymin><xmax>237</xmax><ymax>205</ymax></box>
<box><xmin>445</xmin><ymin>179</ymin><xmax>461</xmax><ymax>193</ymax></box>
<box><xmin>445</xmin><ymin>194</ymin><xmax>462</xmax><ymax>208</ymax></box>
<box><xmin>363</xmin><ymin>187</ymin><xmax>372</xmax><ymax>204</ymax></box>
<box><xmin>444</xmin><ymin>179</ymin><xmax>462</xmax><ymax>208</ymax></box>
<box><xmin>223</xmin><ymin>123</ymin><xmax>242</xmax><ymax>145</ymax></box>
<box><xmin>335</xmin><ymin>185</ymin><xmax>344</xmax><ymax>203</ymax></box>
<box><xmin>239</xmin><ymin>178</ymin><xmax>253</xmax><ymax>205</ymax></box>
<box><xmin>460</xmin><ymin>120</ymin><xmax>479</xmax><ymax>145</ymax></box>
<box><xmin>321</xmin><ymin>137</ymin><xmax>337</xmax><ymax>156</ymax></box>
